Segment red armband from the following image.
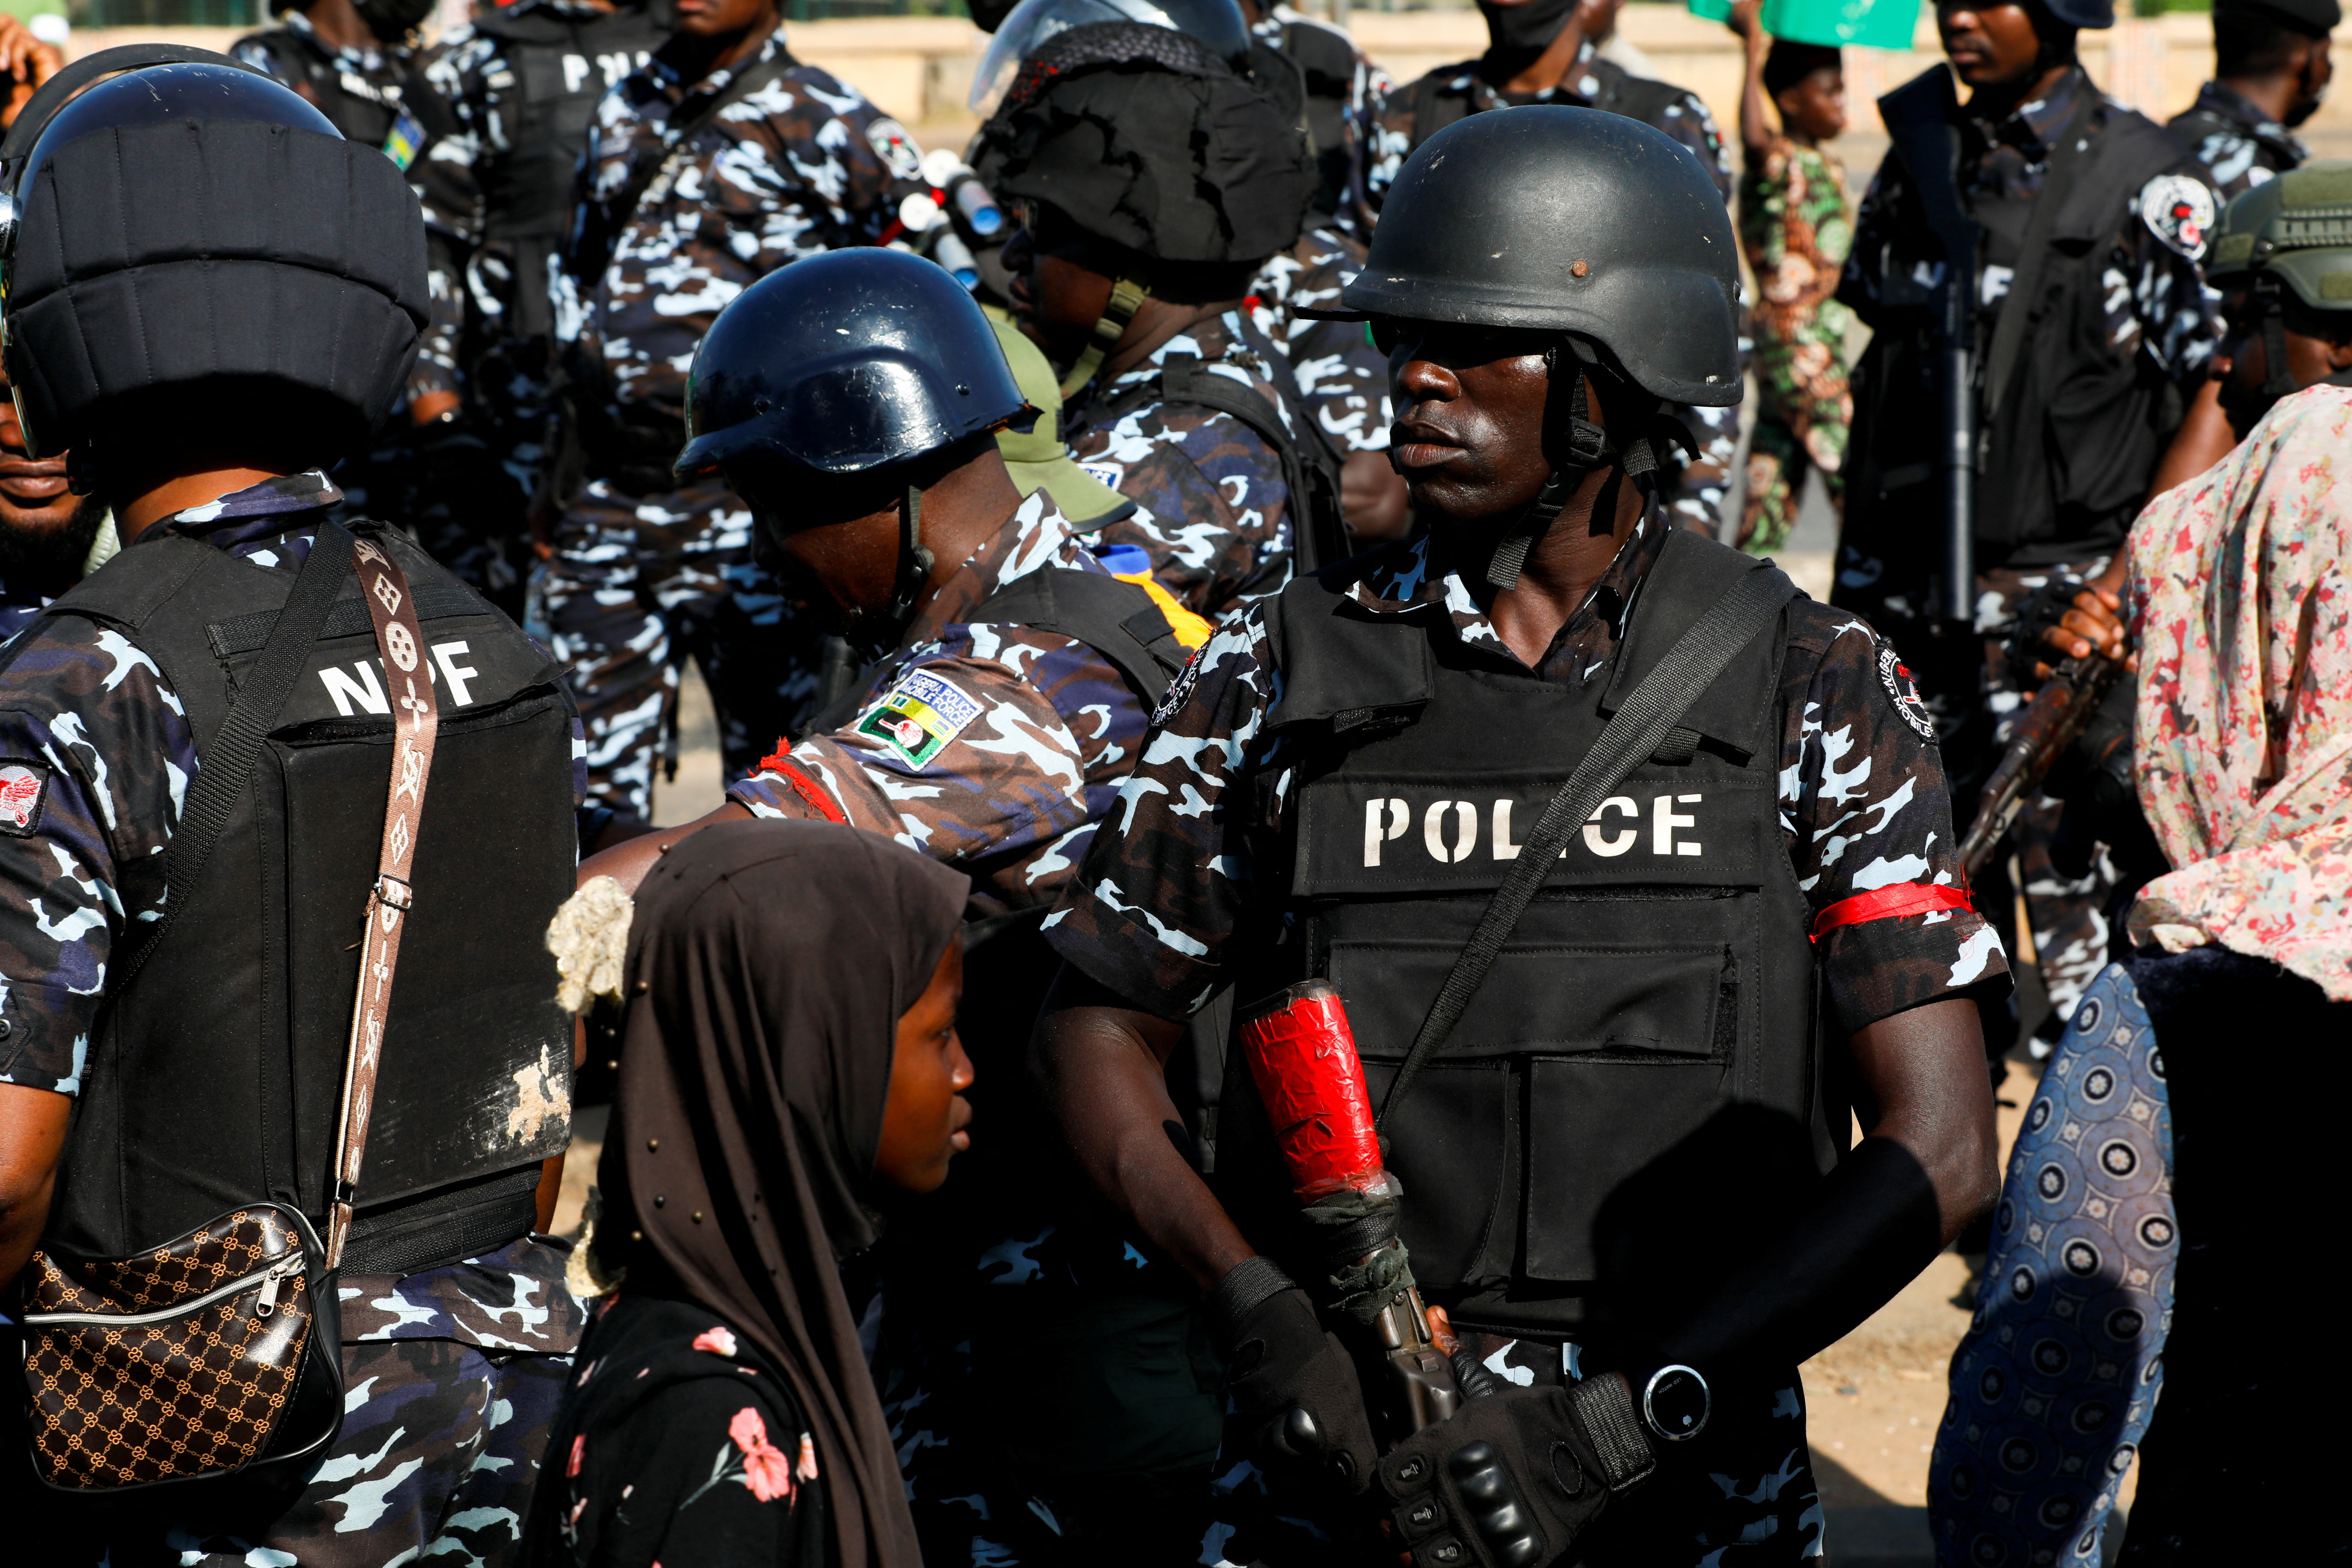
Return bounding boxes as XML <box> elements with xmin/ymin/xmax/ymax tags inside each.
<box><xmin>1810</xmin><ymin>882</ymin><xmax>1974</xmax><ymax>942</ymax></box>
<box><xmin>752</xmin><ymin>747</ymin><xmax>848</xmax><ymax>825</ymax></box>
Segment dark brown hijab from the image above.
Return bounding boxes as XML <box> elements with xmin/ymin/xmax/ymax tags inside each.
<box><xmin>601</xmin><ymin>819</ymin><xmax>966</xmax><ymax>1568</ymax></box>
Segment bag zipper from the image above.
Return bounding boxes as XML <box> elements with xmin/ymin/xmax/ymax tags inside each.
<box><xmin>25</xmin><ymin>1253</ymin><xmax>304</xmax><ymax>1330</ymax></box>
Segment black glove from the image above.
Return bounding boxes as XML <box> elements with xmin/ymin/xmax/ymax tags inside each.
<box><xmin>1378</xmin><ymin>1376</ymin><xmax>1657</xmax><ymax>1568</ymax></box>
<box><xmin>1204</xmin><ymin>1256</ymin><xmax>1379</xmax><ymax>1494</ymax></box>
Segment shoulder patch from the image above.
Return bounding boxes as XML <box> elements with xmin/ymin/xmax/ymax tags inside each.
<box><xmin>856</xmin><ymin>669</ymin><xmax>981</xmax><ymax>769</ymax></box>
<box><xmin>864</xmin><ymin>117</ymin><xmax>924</xmax><ymax>180</ymax></box>
<box><xmin>1876</xmin><ymin>644</ymin><xmax>1938</xmax><ymax>741</ymax></box>
<box><xmin>1149</xmin><ymin>645</ymin><xmax>1207</xmax><ymax>729</ymax></box>
<box><xmin>2139</xmin><ymin>174</ymin><xmax>2215</xmax><ymax>260</ymax></box>
<box><xmin>0</xmin><ymin>759</ymin><xmax>51</xmax><ymax>836</ymax></box>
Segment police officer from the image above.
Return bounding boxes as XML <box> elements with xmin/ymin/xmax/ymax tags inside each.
<box><xmin>572</xmin><ymin>246</ymin><xmax>1211</xmax><ymax>1564</ymax></box>
<box><xmin>542</xmin><ymin>0</ymin><xmax>925</xmax><ymax>823</ymax></box>
<box><xmin>2036</xmin><ymin>165</ymin><xmax>2352</xmax><ymax>678</ymax></box>
<box><xmin>971</xmin><ymin>0</ymin><xmax>1342</xmax><ymax>623</ymax></box>
<box><xmin>2167</xmin><ymin>0</ymin><xmax>2335</xmax><ymax>201</ymax></box>
<box><xmin>0</xmin><ymin>52</ymin><xmax>581</xmax><ymax>1562</ymax></box>
<box><xmin>1034</xmin><ymin>108</ymin><xmax>2005</xmax><ymax>1567</ymax></box>
<box><xmin>1838</xmin><ymin>0</ymin><xmax>2219</xmax><ymax>1046</ymax></box>
<box><xmin>1367</xmin><ymin>0</ymin><xmax>1741</xmax><ymax>540</ymax></box>
<box><xmin>1236</xmin><ymin>0</ymin><xmax>1393</xmax><ymax>237</ymax></box>
<box><xmin>408</xmin><ymin>0</ymin><xmax>673</xmax><ymax>617</ymax></box>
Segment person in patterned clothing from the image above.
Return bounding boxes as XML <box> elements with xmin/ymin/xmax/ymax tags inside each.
<box><xmin>1238</xmin><ymin>0</ymin><xmax>1394</xmax><ymax>237</ymax></box>
<box><xmin>1033</xmin><ymin>107</ymin><xmax>2002</xmax><ymax>1567</ymax></box>
<box><xmin>1730</xmin><ymin>3</ymin><xmax>1853</xmax><ymax>555</ymax></box>
<box><xmin>572</xmin><ymin>250</ymin><xmax>1219</xmax><ymax>1565</ymax></box>
<box><xmin>1366</xmin><ymin>0</ymin><xmax>1743</xmax><ymax>541</ymax></box>
<box><xmin>1837</xmin><ymin>0</ymin><xmax>2220</xmax><ymax>1048</ymax></box>
<box><xmin>972</xmin><ymin>6</ymin><xmax>1335</xmax><ymax>626</ymax></box>
<box><xmin>2165</xmin><ymin>0</ymin><xmax>2334</xmax><ymax>202</ymax></box>
<box><xmin>1250</xmin><ymin>226</ymin><xmax>1413</xmax><ymax>543</ymax></box>
<box><xmin>408</xmin><ymin>0</ymin><xmax>670</xmax><ymax>617</ymax></box>
<box><xmin>541</xmin><ymin>0</ymin><xmax>925</xmax><ymax>822</ymax></box>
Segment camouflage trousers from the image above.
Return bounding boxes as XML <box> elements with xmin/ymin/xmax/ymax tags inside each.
<box><xmin>1740</xmin><ymin>410</ymin><xmax>1846</xmax><ymax>557</ymax></box>
<box><xmin>1832</xmin><ymin>551</ymin><xmax>2115</xmax><ymax>1041</ymax></box>
<box><xmin>21</xmin><ymin>1335</ymin><xmax>572</xmax><ymax>1567</ymax></box>
<box><xmin>532</xmin><ymin>475</ymin><xmax>816</xmax><ymax>821</ymax></box>
<box><xmin>1201</xmin><ymin>1336</ymin><xmax>1823</xmax><ymax>1567</ymax></box>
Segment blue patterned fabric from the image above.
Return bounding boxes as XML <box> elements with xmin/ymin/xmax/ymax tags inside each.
<box><xmin>1929</xmin><ymin>963</ymin><xmax>2175</xmax><ymax>1567</ymax></box>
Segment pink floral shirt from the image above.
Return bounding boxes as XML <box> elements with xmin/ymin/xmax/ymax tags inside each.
<box><xmin>2126</xmin><ymin>381</ymin><xmax>2352</xmax><ymax>998</ymax></box>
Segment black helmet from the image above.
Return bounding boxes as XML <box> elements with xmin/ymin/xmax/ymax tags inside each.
<box><xmin>971</xmin><ymin>0</ymin><xmax>1253</xmax><ymax>110</ymax></box>
<box><xmin>676</xmin><ymin>247</ymin><xmax>1029</xmax><ymax>487</ymax></box>
<box><xmin>1337</xmin><ymin>106</ymin><xmax>1740</xmax><ymax>408</ymax></box>
<box><xmin>0</xmin><ymin>47</ymin><xmax>427</xmax><ymax>465</ymax></box>
<box><xmin>971</xmin><ymin>20</ymin><xmax>1311</xmax><ymax>270</ymax></box>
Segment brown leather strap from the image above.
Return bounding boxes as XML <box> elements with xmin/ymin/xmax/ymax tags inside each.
<box><xmin>325</xmin><ymin>534</ymin><xmax>443</xmax><ymax>1270</ymax></box>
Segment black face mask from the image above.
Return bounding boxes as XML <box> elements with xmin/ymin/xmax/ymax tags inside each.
<box><xmin>1477</xmin><ymin>0</ymin><xmax>1577</xmax><ymax>58</ymax></box>
<box><xmin>354</xmin><ymin>0</ymin><xmax>435</xmax><ymax>43</ymax></box>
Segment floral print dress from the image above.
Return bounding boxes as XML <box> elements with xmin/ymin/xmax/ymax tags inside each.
<box><xmin>525</xmin><ymin>1294</ymin><xmax>830</xmax><ymax>1568</ymax></box>
<box><xmin>1737</xmin><ymin>134</ymin><xmax>1855</xmax><ymax>555</ymax></box>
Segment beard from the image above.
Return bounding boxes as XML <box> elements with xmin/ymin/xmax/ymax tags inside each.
<box><xmin>0</xmin><ymin>494</ymin><xmax>109</xmax><ymax>589</ymax></box>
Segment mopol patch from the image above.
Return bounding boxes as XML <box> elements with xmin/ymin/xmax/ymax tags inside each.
<box><xmin>2139</xmin><ymin>174</ymin><xmax>2215</xmax><ymax>260</ymax></box>
<box><xmin>1150</xmin><ymin>645</ymin><xmax>1207</xmax><ymax>729</ymax></box>
<box><xmin>0</xmin><ymin>759</ymin><xmax>50</xmax><ymax>836</ymax></box>
<box><xmin>1878</xmin><ymin>644</ymin><xmax>1938</xmax><ymax>741</ymax></box>
<box><xmin>857</xmin><ymin>670</ymin><xmax>982</xmax><ymax>768</ymax></box>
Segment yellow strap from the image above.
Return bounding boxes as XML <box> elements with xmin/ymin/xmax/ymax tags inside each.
<box><xmin>1114</xmin><ymin>570</ymin><xmax>1215</xmax><ymax>651</ymax></box>
<box><xmin>1057</xmin><ymin>276</ymin><xmax>1151</xmax><ymax>400</ymax></box>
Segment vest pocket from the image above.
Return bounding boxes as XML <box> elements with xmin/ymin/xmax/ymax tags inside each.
<box><xmin>1357</xmin><ymin>1058</ymin><xmax>1511</xmax><ymax>1293</ymax></box>
<box><xmin>1522</xmin><ymin>1054</ymin><xmax>1738</xmax><ymax>1283</ymax></box>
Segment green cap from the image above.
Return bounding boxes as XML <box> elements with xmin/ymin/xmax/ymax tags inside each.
<box><xmin>2207</xmin><ymin>162</ymin><xmax>2352</xmax><ymax>310</ymax></box>
<box><xmin>986</xmin><ymin>310</ymin><xmax>1132</xmax><ymax>524</ymax></box>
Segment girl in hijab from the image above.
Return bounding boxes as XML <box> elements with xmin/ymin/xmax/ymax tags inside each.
<box><xmin>525</xmin><ymin>819</ymin><xmax>973</xmax><ymax>1568</ymax></box>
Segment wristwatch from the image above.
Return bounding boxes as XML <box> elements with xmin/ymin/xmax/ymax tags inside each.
<box><xmin>1640</xmin><ymin>1364</ymin><xmax>1711</xmax><ymax>1443</ymax></box>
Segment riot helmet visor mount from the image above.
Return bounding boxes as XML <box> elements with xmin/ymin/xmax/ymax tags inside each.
<box><xmin>969</xmin><ymin>0</ymin><xmax>1253</xmax><ymax>110</ymax></box>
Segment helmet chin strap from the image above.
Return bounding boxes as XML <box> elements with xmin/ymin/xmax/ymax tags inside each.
<box><xmin>884</xmin><ymin>482</ymin><xmax>936</xmax><ymax>628</ymax></box>
<box><xmin>2257</xmin><ymin>289</ymin><xmax>2305</xmax><ymax>408</ymax></box>
<box><xmin>1058</xmin><ymin>276</ymin><xmax>1151</xmax><ymax>399</ymax></box>
<box><xmin>1484</xmin><ymin>340</ymin><xmax>1664</xmax><ymax>591</ymax></box>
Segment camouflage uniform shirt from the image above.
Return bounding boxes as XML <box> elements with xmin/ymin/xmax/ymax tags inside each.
<box><xmin>727</xmin><ymin>490</ymin><xmax>1152</xmax><ymax>915</ymax></box>
<box><xmin>1248</xmin><ymin>223</ymin><xmax>1392</xmax><ymax>458</ymax></box>
<box><xmin>1069</xmin><ymin>310</ymin><xmax>1304</xmax><ymax>624</ymax></box>
<box><xmin>1045</xmin><ymin>514</ymin><xmax>2008</xmax><ymax>1034</ymax></box>
<box><xmin>2166</xmin><ymin>78</ymin><xmax>2308</xmax><ymax>204</ymax></box>
<box><xmin>552</xmin><ymin>28</ymin><xmax>921</xmax><ymax>440</ymax></box>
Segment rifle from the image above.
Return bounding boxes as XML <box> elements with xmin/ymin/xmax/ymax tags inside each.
<box><xmin>1957</xmin><ymin>650</ymin><xmax>2126</xmax><ymax>877</ymax></box>
<box><xmin>1235</xmin><ymin>981</ymin><xmax>1467</xmax><ymax>1441</ymax></box>
<box><xmin>1877</xmin><ymin>69</ymin><xmax>1983</xmax><ymax>625</ymax></box>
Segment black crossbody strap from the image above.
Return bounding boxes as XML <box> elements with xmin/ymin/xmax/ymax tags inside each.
<box><xmin>1375</xmin><ymin>564</ymin><xmax>1798</xmax><ymax>1129</ymax></box>
<box><xmin>112</xmin><ymin>523</ymin><xmax>358</xmax><ymax>996</ymax></box>
<box><xmin>1982</xmin><ymin>87</ymin><xmax>2099</xmax><ymax>421</ymax></box>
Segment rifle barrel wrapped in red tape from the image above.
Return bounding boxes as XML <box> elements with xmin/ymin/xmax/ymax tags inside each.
<box><xmin>1235</xmin><ymin>979</ymin><xmax>1385</xmax><ymax>1202</ymax></box>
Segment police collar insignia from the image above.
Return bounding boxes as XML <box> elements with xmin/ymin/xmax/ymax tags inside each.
<box><xmin>857</xmin><ymin>670</ymin><xmax>982</xmax><ymax>769</ymax></box>
<box><xmin>1877</xmin><ymin>644</ymin><xmax>1938</xmax><ymax>741</ymax></box>
<box><xmin>2140</xmin><ymin>174</ymin><xmax>2216</xmax><ymax>261</ymax></box>
<box><xmin>0</xmin><ymin>759</ymin><xmax>50</xmax><ymax>836</ymax></box>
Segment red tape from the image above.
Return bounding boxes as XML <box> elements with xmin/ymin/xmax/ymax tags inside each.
<box><xmin>1236</xmin><ymin>991</ymin><xmax>1385</xmax><ymax>1203</ymax></box>
<box><xmin>753</xmin><ymin>749</ymin><xmax>847</xmax><ymax>825</ymax></box>
<box><xmin>1811</xmin><ymin>882</ymin><xmax>1975</xmax><ymax>942</ymax></box>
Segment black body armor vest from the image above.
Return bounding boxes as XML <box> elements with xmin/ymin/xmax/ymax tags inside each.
<box><xmin>1848</xmin><ymin>93</ymin><xmax>2197</xmax><ymax>569</ymax></box>
<box><xmin>1221</xmin><ymin>530</ymin><xmax>1838</xmax><ymax>1339</ymax></box>
<box><xmin>469</xmin><ymin>1</ymin><xmax>667</xmax><ymax>340</ymax></box>
<box><xmin>33</xmin><ymin>527</ymin><xmax>578</xmax><ymax>1273</ymax></box>
<box><xmin>239</xmin><ymin>28</ymin><xmax>411</xmax><ymax>156</ymax></box>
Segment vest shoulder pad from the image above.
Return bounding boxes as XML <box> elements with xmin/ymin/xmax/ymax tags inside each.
<box><xmin>2057</xmin><ymin>101</ymin><xmax>2210</xmax><ymax>240</ymax></box>
<box><xmin>1262</xmin><ymin>540</ymin><xmax>1436</xmax><ymax>730</ymax></box>
<box><xmin>1596</xmin><ymin>527</ymin><xmax>1792</xmax><ymax>759</ymax></box>
<box><xmin>967</xmin><ymin>566</ymin><xmax>1190</xmax><ymax>707</ymax></box>
<box><xmin>41</xmin><ymin>533</ymin><xmax>248</xmax><ymax>633</ymax></box>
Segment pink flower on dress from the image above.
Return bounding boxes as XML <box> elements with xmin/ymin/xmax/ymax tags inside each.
<box><xmin>692</xmin><ymin>1325</ymin><xmax>738</xmax><ymax>1358</ymax></box>
<box><xmin>729</xmin><ymin>1406</ymin><xmax>796</xmax><ymax>1503</ymax></box>
<box><xmin>567</xmin><ymin>1434</ymin><xmax>585</xmax><ymax>1477</ymax></box>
